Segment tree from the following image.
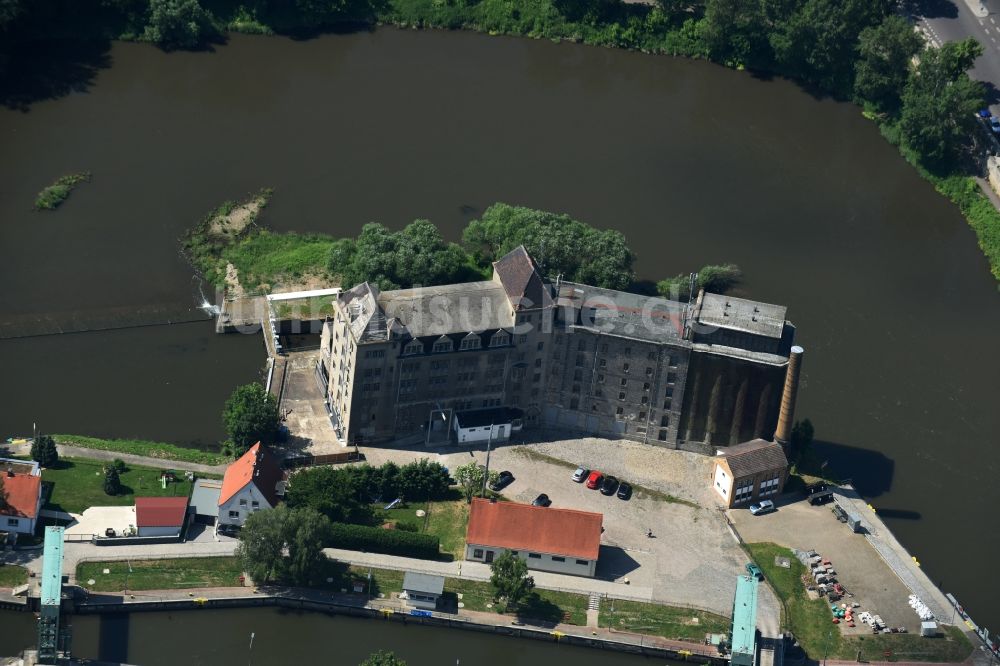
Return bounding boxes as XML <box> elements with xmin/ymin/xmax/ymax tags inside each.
<box><xmin>454</xmin><ymin>461</ymin><xmax>488</xmax><ymax>503</ymax></box>
<box><xmin>236</xmin><ymin>504</ymin><xmax>288</xmax><ymax>583</ymax></box>
<box><xmin>854</xmin><ymin>15</ymin><xmax>923</xmax><ymax>113</ymax></box>
<box><xmin>359</xmin><ymin>651</ymin><xmax>407</xmax><ymax>666</ymax></box>
<box><xmin>463</xmin><ymin>203</ymin><xmax>635</xmax><ymax>290</ymax></box>
<box><xmin>702</xmin><ymin>0</ymin><xmax>769</xmax><ymax>69</ymax></box>
<box><xmin>489</xmin><ymin>550</ymin><xmax>534</xmax><ymax>612</ymax></box>
<box><xmin>30</xmin><ymin>435</ymin><xmax>58</xmax><ymax>468</ymax></box>
<box><xmin>223</xmin><ymin>382</ymin><xmax>281</xmax><ymax>457</ymax></box>
<box><xmin>397</xmin><ymin>459</ymin><xmax>451</xmax><ymax>502</ymax></box>
<box><xmin>103</xmin><ymin>467</ymin><xmax>122</xmax><ymax>496</ymax></box>
<box><xmin>790</xmin><ymin>418</ymin><xmax>814</xmax><ymax>461</ymax></box>
<box><xmin>142</xmin><ymin>0</ymin><xmax>217</xmax><ymax>51</ymax></box>
<box><xmin>111</xmin><ymin>458</ymin><xmax>127</xmax><ymax>474</ymax></box>
<box><xmin>282</xmin><ymin>506</ymin><xmax>332</xmax><ymax>585</ymax></box>
<box><xmin>656</xmin><ymin>263</ymin><xmax>742</xmax><ymax>301</ymax></box>
<box><xmin>900</xmin><ymin>38</ymin><xmax>986</xmax><ymax>168</ymax></box>
<box><xmin>284</xmin><ymin>466</ymin><xmax>375</xmax><ymax>525</ymax></box>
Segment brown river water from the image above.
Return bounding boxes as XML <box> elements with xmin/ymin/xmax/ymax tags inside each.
<box><xmin>0</xmin><ymin>27</ymin><xmax>998</xmax><ymax>656</ymax></box>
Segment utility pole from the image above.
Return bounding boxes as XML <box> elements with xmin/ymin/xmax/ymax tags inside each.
<box><xmin>481</xmin><ymin>423</ymin><xmax>494</xmax><ymax>497</ymax></box>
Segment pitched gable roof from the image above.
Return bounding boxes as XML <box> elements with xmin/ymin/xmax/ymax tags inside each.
<box><xmin>717</xmin><ymin>439</ymin><xmax>789</xmax><ymax>478</ymax></box>
<box><xmin>0</xmin><ymin>473</ymin><xmax>41</xmax><ymax>519</ymax></box>
<box><xmin>219</xmin><ymin>443</ymin><xmax>283</xmax><ymax>507</ymax></box>
<box><xmin>493</xmin><ymin>246</ymin><xmax>553</xmax><ymax>311</ymax></box>
<box><xmin>466</xmin><ymin>498</ymin><xmax>602</xmax><ymax>560</ymax></box>
<box><xmin>135</xmin><ymin>497</ymin><xmax>188</xmax><ymax>527</ymax></box>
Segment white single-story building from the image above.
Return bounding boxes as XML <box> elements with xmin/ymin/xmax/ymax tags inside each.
<box><xmin>452</xmin><ymin>407</ymin><xmax>523</xmax><ymax>444</ymax></box>
<box><xmin>135</xmin><ymin>497</ymin><xmax>188</xmax><ymax>537</ymax></box>
<box><xmin>0</xmin><ymin>458</ymin><xmax>42</xmax><ymax>536</ymax></box>
<box><xmin>401</xmin><ymin>572</ymin><xmax>444</xmax><ymax>610</ymax></box>
<box><xmin>464</xmin><ymin>498</ymin><xmax>602</xmax><ymax>577</ymax></box>
<box><xmin>218</xmin><ymin>443</ymin><xmax>284</xmax><ymax>528</ymax></box>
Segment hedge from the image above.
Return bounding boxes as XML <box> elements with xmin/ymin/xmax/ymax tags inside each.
<box><xmin>330</xmin><ymin>522</ymin><xmax>441</xmax><ymax>560</ymax></box>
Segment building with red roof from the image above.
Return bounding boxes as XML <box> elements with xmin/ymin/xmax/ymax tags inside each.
<box><xmin>0</xmin><ymin>458</ymin><xmax>43</xmax><ymax>536</ymax></box>
<box><xmin>464</xmin><ymin>498</ymin><xmax>603</xmax><ymax>577</ymax></box>
<box><xmin>135</xmin><ymin>496</ymin><xmax>189</xmax><ymax>537</ymax></box>
<box><xmin>217</xmin><ymin>443</ymin><xmax>283</xmax><ymax>528</ymax></box>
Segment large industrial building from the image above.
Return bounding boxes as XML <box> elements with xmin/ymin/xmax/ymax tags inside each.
<box><xmin>319</xmin><ymin>246</ymin><xmax>801</xmax><ymax>454</ymax></box>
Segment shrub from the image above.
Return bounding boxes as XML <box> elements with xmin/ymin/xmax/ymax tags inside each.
<box><xmin>329</xmin><ymin>522</ymin><xmax>440</xmax><ymax>560</ymax></box>
<box><xmin>397</xmin><ymin>459</ymin><xmax>451</xmax><ymax>502</ymax></box>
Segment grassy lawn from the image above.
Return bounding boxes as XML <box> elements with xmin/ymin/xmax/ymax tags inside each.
<box><xmin>746</xmin><ymin>543</ymin><xmax>972</xmax><ymax>663</ymax></box>
<box><xmin>77</xmin><ymin>558</ymin><xmax>244</xmax><ymax>592</ymax></box>
<box><xmin>599</xmin><ymin>599</ymin><xmax>730</xmax><ymax>642</ymax></box>
<box><xmin>444</xmin><ymin>577</ymin><xmax>588</xmax><ymax>626</ymax></box>
<box><xmin>222</xmin><ymin>230</ymin><xmax>336</xmax><ymax>294</ymax></box>
<box><xmin>376</xmin><ymin>492</ymin><xmax>470</xmax><ymax>560</ymax></box>
<box><xmin>53</xmin><ymin>434</ymin><xmax>229</xmax><ymax>466</ymax></box>
<box><xmin>0</xmin><ymin>564</ymin><xmax>28</xmax><ymax>588</ymax></box>
<box><xmin>43</xmin><ymin>457</ymin><xmax>197</xmax><ymax>514</ymax></box>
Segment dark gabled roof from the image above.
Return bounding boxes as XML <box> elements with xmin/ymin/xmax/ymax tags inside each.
<box><xmin>493</xmin><ymin>245</ymin><xmax>553</xmax><ymax>311</ymax></box>
<box><xmin>717</xmin><ymin>439</ymin><xmax>789</xmax><ymax>478</ymax></box>
<box><xmin>454</xmin><ymin>407</ymin><xmax>523</xmax><ymax>429</ymax></box>
<box><xmin>402</xmin><ymin>572</ymin><xmax>445</xmax><ymax>595</ymax></box>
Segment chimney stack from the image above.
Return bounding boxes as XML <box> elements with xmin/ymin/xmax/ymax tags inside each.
<box><xmin>774</xmin><ymin>345</ymin><xmax>804</xmax><ymax>449</ymax></box>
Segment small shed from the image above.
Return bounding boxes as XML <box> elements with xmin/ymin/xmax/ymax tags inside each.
<box><xmin>921</xmin><ymin>621</ymin><xmax>939</xmax><ymax>637</ymax></box>
<box><xmin>452</xmin><ymin>407</ymin><xmax>523</xmax><ymax>444</ymax></box>
<box><xmin>135</xmin><ymin>497</ymin><xmax>188</xmax><ymax>537</ymax></box>
<box><xmin>401</xmin><ymin>572</ymin><xmax>444</xmax><ymax>610</ymax></box>
<box><xmin>190</xmin><ymin>478</ymin><xmax>223</xmax><ymax>525</ymax></box>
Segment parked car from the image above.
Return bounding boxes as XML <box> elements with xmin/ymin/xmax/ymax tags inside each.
<box><xmin>586</xmin><ymin>471</ymin><xmax>604</xmax><ymax>489</ymax></box>
<box><xmin>808</xmin><ymin>490</ymin><xmax>834</xmax><ymax>506</ymax></box>
<box><xmin>749</xmin><ymin>500</ymin><xmax>776</xmax><ymax>516</ymax></box>
<box><xmin>980</xmin><ymin>108</ymin><xmax>993</xmax><ymax>119</ymax></box>
<box><xmin>217</xmin><ymin>523</ymin><xmax>240</xmax><ymax>537</ymax></box>
<box><xmin>490</xmin><ymin>470</ymin><xmax>515</xmax><ymax>491</ymax></box>
<box><xmin>990</xmin><ymin>117</ymin><xmax>1000</xmax><ymax>134</ymax></box>
<box><xmin>572</xmin><ymin>466</ymin><xmax>589</xmax><ymax>483</ymax></box>
<box><xmin>616</xmin><ymin>482</ymin><xmax>632</xmax><ymax>500</ymax></box>
<box><xmin>745</xmin><ymin>562</ymin><xmax>764</xmax><ymax>580</ymax></box>
<box><xmin>600</xmin><ymin>475</ymin><xmax>619</xmax><ymax>496</ymax></box>
<box><xmin>532</xmin><ymin>493</ymin><xmax>552</xmax><ymax>507</ymax></box>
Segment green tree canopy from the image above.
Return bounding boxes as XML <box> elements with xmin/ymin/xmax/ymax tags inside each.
<box><xmin>237</xmin><ymin>505</ymin><xmax>333</xmax><ymax>585</ymax></box>
<box><xmin>453</xmin><ymin>461</ymin><xmax>488</xmax><ymax>503</ymax></box>
<box><xmin>359</xmin><ymin>651</ymin><xmax>407</xmax><ymax>666</ymax></box>
<box><xmin>489</xmin><ymin>550</ymin><xmax>535</xmax><ymax>612</ymax></box>
<box><xmin>284</xmin><ymin>466</ymin><xmax>376</xmax><ymax>525</ymax></box>
<box><xmin>463</xmin><ymin>203</ymin><xmax>635</xmax><ymax>290</ymax></box>
<box><xmin>236</xmin><ymin>504</ymin><xmax>288</xmax><ymax>583</ymax></box>
<box><xmin>103</xmin><ymin>467</ymin><xmax>122</xmax><ymax>496</ymax></box>
<box><xmin>142</xmin><ymin>0</ymin><xmax>217</xmax><ymax>50</ymax></box>
<box><xmin>30</xmin><ymin>435</ymin><xmax>58</xmax><ymax>468</ymax></box>
<box><xmin>900</xmin><ymin>38</ymin><xmax>986</xmax><ymax>168</ymax></box>
<box><xmin>282</xmin><ymin>506</ymin><xmax>332</xmax><ymax>584</ymax></box>
<box><xmin>656</xmin><ymin>263</ymin><xmax>742</xmax><ymax>301</ymax></box>
<box><xmin>329</xmin><ymin>219</ymin><xmax>474</xmax><ymax>290</ymax></box>
<box><xmin>854</xmin><ymin>15</ymin><xmax>923</xmax><ymax>113</ymax></box>
<box><xmin>222</xmin><ymin>382</ymin><xmax>281</xmax><ymax>457</ymax></box>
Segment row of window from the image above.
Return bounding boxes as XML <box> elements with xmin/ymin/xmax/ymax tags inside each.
<box><xmin>403</xmin><ymin>331</ymin><xmax>516</xmax><ymax>356</ymax></box>
<box><xmin>472</xmin><ymin>548</ymin><xmax>588</xmax><ymax>566</ymax></box>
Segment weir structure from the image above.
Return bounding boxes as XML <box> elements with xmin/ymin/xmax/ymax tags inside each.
<box><xmin>38</xmin><ymin>526</ymin><xmax>65</xmax><ymax>664</ymax></box>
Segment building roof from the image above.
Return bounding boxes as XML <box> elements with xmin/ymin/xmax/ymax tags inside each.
<box><xmin>40</xmin><ymin>527</ymin><xmax>64</xmax><ymax>607</ymax></box>
<box><xmin>0</xmin><ymin>472</ymin><xmax>41</xmax><ymax>519</ymax></box>
<box><xmin>466</xmin><ymin>498</ymin><xmax>602</xmax><ymax>561</ymax></box>
<box><xmin>379</xmin><ymin>281</ymin><xmax>514</xmax><ymax>337</ymax></box>
<box><xmin>190</xmin><ymin>478</ymin><xmax>223</xmax><ymax>517</ymax></box>
<box><xmin>135</xmin><ymin>496</ymin><xmax>188</xmax><ymax>527</ymax></box>
<box><xmin>558</xmin><ymin>281</ymin><xmax>686</xmax><ymax>343</ymax></box>
<box><xmin>402</xmin><ymin>572</ymin><xmax>445</xmax><ymax>596</ymax></box>
<box><xmin>717</xmin><ymin>439</ymin><xmax>789</xmax><ymax>478</ymax></box>
<box><xmin>695</xmin><ymin>292</ymin><xmax>787</xmax><ymax>339</ymax></box>
<box><xmin>219</xmin><ymin>443</ymin><xmax>283</xmax><ymax>507</ymax></box>
<box><xmin>0</xmin><ymin>457</ymin><xmax>39</xmax><ymax>476</ymax></box>
<box><xmin>732</xmin><ymin>574</ymin><xmax>759</xmax><ymax>658</ymax></box>
<box><xmin>493</xmin><ymin>245</ymin><xmax>553</xmax><ymax>311</ymax></box>
<box><xmin>454</xmin><ymin>407</ymin><xmax>523</xmax><ymax>429</ymax></box>
<box><xmin>337</xmin><ymin>282</ymin><xmax>389</xmax><ymax>343</ymax></box>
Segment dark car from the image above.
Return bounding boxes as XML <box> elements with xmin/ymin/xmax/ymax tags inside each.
<box><xmin>217</xmin><ymin>523</ymin><xmax>240</xmax><ymax>537</ymax></box>
<box><xmin>532</xmin><ymin>493</ymin><xmax>552</xmax><ymax>507</ymax></box>
<box><xmin>616</xmin><ymin>482</ymin><xmax>632</xmax><ymax>500</ymax></box>
<box><xmin>490</xmin><ymin>470</ymin><xmax>515</xmax><ymax>492</ymax></box>
<box><xmin>600</xmin><ymin>475</ymin><xmax>619</xmax><ymax>496</ymax></box>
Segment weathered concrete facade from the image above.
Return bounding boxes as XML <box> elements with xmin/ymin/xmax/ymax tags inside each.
<box><xmin>319</xmin><ymin>246</ymin><xmax>797</xmax><ymax>452</ymax></box>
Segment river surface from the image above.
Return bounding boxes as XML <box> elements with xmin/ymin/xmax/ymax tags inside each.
<box><xmin>0</xmin><ymin>27</ymin><xmax>998</xmax><ymax>634</ymax></box>
<box><xmin>0</xmin><ymin>607</ymin><xmax>665</xmax><ymax>665</ymax></box>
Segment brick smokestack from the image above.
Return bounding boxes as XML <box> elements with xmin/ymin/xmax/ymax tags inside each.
<box><xmin>774</xmin><ymin>345</ymin><xmax>804</xmax><ymax>448</ymax></box>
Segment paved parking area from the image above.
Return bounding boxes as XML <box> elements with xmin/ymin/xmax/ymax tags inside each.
<box><xmin>730</xmin><ymin>497</ymin><xmax>922</xmax><ymax>632</ymax></box>
<box><xmin>65</xmin><ymin>506</ymin><xmax>137</xmax><ymax>538</ymax></box>
<box><xmin>278</xmin><ymin>351</ymin><xmax>342</xmax><ymax>455</ymax></box>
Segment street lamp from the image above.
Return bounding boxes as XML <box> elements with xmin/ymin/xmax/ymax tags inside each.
<box><xmin>248</xmin><ymin>631</ymin><xmax>255</xmax><ymax>666</ymax></box>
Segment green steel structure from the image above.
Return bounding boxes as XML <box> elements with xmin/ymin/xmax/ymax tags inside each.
<box><xmin>731</xmin><ymin>574</ymin><xmax>759</xmax><ymax>666</ymax></box>
<box><xmin>38</xmin><ymin>526</ymin><xmax>65</xmax><ymax>663</ymax></box>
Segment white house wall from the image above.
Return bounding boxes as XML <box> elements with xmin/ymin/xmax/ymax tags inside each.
<box><xmin>218</xmin><ymin>483</ymin><xmax>274</xmax><ymax>527</ymax></box>
<box><xmin>454</xmin><ymin>422</ymin><xmax>512</xmax><ymax>444</ymax></box>
<box><xmin>464</xmin><ymin>543</ymin><xmax>596</xmax><ymax>577</ymax></box>
<box><xmin>137</xmin><ymin>525</ymin><xmax>181</xmax><ymax>538</ymax></box>
<box><xmin>713</xmin><ymin>463</ymin><xmax>731</xmax><ymax>503</ymax></box>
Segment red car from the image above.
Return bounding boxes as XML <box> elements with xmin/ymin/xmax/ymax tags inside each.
<box><xmin>586</xmin><ymin>470</ymin><xmax>604</xmax><ymax>489</ymax></box>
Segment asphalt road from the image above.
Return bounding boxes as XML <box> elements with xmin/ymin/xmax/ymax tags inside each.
<box><xmin>913</xmin><ymin>0</ymin><xmax>1000</xmax><ymax>111</ymax></box>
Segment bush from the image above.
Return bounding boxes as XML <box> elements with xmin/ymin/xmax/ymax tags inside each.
<box><xmin>329</xmin><ymin>522</ymin><xmax>440</xmax><ymax>560</ymax></box>
<box><xmin>31</xmin><ymin>435</ymin><xmax>59</xmax><ymax>467</ymax></box>
<box><xmin>397</xmin><ymin>459</ymin><xmax>451</xmax><ymax>502</ymax></box>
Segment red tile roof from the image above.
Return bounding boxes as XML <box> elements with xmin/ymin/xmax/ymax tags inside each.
<box><xmin>135</xmin><ymin>496</ymin><xmax>188</xmax><ymax>527</ymax></box>
<box><xmin>219</xmin><ymin>443</ymin><xmax>282</xmax><ymax>507</ymax></box>
<box><xmin>0</xmin><ymin>473</ymin><xmax>41</xmax><ymax>519</ymax></box>
<box><xmin>466</xmin><ymin>498</ymin><xmax>603</xmax><ymax>561</ymax></box>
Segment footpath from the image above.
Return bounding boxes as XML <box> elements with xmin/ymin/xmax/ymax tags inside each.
<box><xmin>5</xmin><ymin>441</ymin><xmax>229</xmax><ymax>476</ymax></box>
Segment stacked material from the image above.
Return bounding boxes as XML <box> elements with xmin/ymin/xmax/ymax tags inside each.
<box><xmin>909</xmin><ymin>595</ymin><xmax>935</xmax><ymax>621</ymax></box>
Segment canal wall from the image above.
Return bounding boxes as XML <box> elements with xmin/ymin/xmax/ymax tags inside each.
<box><xmin>69</xmin><ymin>593</ymin><xmax>727</xmax><ymax>665</ymax></box>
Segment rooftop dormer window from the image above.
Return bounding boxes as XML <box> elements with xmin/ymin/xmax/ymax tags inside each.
<box><xmin>403</xmin><ymin>339</ymin><xmax>423</xmax><ymax>356</ymax></box>
<box><xmin>432</xmin><ymin>336</ymin><xmax>454</xmax><ymax>353</ymax></box>
<box><xmin>490</xmin><ymin>330</ymin><xmax>510</xmax><ymax>348</ymax></box>
<box><xmin>460</xmin><ymin>333</ymin><xmax>481</xmax><ymax>351</ymax></box>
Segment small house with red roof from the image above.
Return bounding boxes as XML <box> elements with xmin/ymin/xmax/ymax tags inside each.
<box><xmin>135</xmin><ymin>496</ymin><xmax>189</xmax><ymax>537</ymax></box>
<box><xmin>464</xmin><ymin>498</ymin><xmax>603</xmax><ymax>577</ymax></box>
<box><xmin>0</xmin><ymin>458</ymin><xmax>43</xmax><ymax>536</ymax></box>
<box><xmin>217</xmin><ymin>443</ymin><xmax>283</xmax><ymax>528</ymax></box>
